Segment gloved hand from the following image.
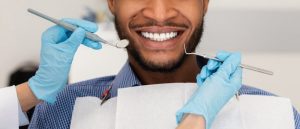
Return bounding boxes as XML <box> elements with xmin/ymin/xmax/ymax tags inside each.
<box><xmin>176</xmin><ymin>51</ymin><xmax>242</xmax><ymax>129</ymax></box>
<box><xmin>29</xmin><ymin>18</ymin><xmax>102</xmax><ymax>104</ymax></box>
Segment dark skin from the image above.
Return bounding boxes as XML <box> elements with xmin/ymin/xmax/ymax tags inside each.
<box><xmin>108</xmin><ymin>0</ymin><xmax>209</xmax><ymax>128</ymax></box>
<box><xmin>130</xmin><ymin>55</ymin><xmax>200</xmax><ymax>84</ymax></box>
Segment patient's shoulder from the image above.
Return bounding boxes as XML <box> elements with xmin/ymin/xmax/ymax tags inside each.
<box><xmin>42</xmin><ymin>75</ymin><xmax>115</xmax><ymax>107</ymax></box>
<box><xmin>239</xmin><ymin>85</ymin><xmax>276</xmax><ymax>96</ymax></box>
<box><xmin>65</xmin><ymin>75</ymin><xmax>115</xmax><ymax>96</ymax></box>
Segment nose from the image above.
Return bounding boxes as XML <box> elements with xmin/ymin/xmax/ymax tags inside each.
<box><xmin>142</xmin><ymin>0</ymin><xmax>178</xmax><ymax>23</ymax></box>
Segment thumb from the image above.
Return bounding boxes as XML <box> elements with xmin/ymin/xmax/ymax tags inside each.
<box><xmin>230</xmin><ymin>67</ymin><xmax>243</xmax><ymax>91</ymax></box>
<box><xmin>65</xmin><ymin>27</ymin><xmax>86</xmax><ymax>47</ymax></box>
<box><xmin>62</xmin><ymin>18</ymin><xmax>98</xmax><ymax>33</ymax></box>
<box><xmin>197</xmin><ymin>65</ymin><xmax>209</xmax><ymax>86</ymax></box>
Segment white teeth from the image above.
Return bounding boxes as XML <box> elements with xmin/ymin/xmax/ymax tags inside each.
<box><xmin>141</xmin><ymin>32</ymin><xmax>178</xmax><ymax>42</ymax></box>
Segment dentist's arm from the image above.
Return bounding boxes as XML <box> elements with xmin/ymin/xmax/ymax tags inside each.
<box><xmin>28</xmin><ymin>18</ymin><xmax>101</xmax><ymax>104</ymax></box>
<box><xmin>18</xmin><ymin>18</ymin><xmax>101</xmax><ymax>111</ymax></box>
<box><xmin>16</xmin><ymin>82</ymin><xmax>40</xmax><ymax>112</ymax></box>
<box><xmin>0</xmin><ymin>19</ymin><xmax>101</xmax><ymax>127</ymax></box>
<box><xmin>176</xmin><ymin>114</ymin><xmax>205</xmax><ymax>129</ymax></box>
<box><xmin>177</xmin><ymin>52</ymin><xmax>242</xmax><ymax>129</ymax></box>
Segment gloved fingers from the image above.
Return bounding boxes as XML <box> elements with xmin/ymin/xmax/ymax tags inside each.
<box><xmin>215</xmin><ymin>50</ymin><xmax>231</xmax><ymax>61</ymax></box>
<box><xmin>230</xmin><ymin>67</ymin><xmax>243</xmax><ymax>90</ymax></box>
<box><xmin>196</xmin><ymin>74</ymin><xmax>204</xmax><ymax>86</ymax></box>
<box><xmin>42</xmin><ymin>25</ymin><xmax>69</xmax><ymax>44</ymax></box>
<box><xmin>197</xmin><ymin>65</ymin><xmax>209</xmax><ymax>86</ymax></box>
<box><xmin>42</xmin><ymin>18</ymin><xmax>98</xmax><ymax>45</ymax></box>
<box><xmin>207</xmin><ymin>59</ymin><xmax>221</xmax><ymax>71</ymax></box>
<box><xmin>216</xmin><ymin>52</ymin><xmax>241</xmax><ymax>79</ymax></box>
<box><xmin>200</xmin><ymin>66</ymin><xmax>209</xmax><ymax>79</ymax></box>
<box><xmin>62</xmin><ymin>18</ymin><xmax>98</xmax><ymax>33</ymax></box>
<box><xmin>65</xmin><ymin>27</ymin><xmax>86</xmax><ymax>47</ymax></box>
<box><xmin>203</xmin><ymin>59</ymin><xmax>222</xmax><ymax>78</ymax></box>
<box><xmin>82</xmin><ymin>38</ymin><xmax>102</xmax><ymax>50</ymax></box>
<box><xmin>197</xmin><ymin>59</ymin><xmax>222</xmax><ymax>86</ymax></box>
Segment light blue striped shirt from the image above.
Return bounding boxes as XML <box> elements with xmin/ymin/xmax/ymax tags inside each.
<box><xmin>29</xmin><ymin>61</ymin><xmax>300</xmax><ymax>129</ymax></box>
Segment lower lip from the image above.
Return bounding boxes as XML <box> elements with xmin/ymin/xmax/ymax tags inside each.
<box><xmin>137</xmin><ymin>33</ymin><xmax>183</xmax><ymax>50</ymax></box>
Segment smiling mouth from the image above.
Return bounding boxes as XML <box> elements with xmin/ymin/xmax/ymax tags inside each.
<box><xmin>140</xmin><ymin>31</ymin><xmax>179</xmax><ymax>42</ymax></box>
<box><xmin>132</xmin><ymin>25</ymin><xmax>187</xmax><ymax>41</ymax></box>
<box><xmin>135</xmin><ymin>28</ymin><xmax>186</xmax><ymax>43</ymax></box>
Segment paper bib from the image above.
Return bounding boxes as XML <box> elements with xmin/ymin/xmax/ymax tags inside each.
<box><xmin>70</xmin><ymin>83</ymin><xmax>295</xmax><ymax>129</ymax></box>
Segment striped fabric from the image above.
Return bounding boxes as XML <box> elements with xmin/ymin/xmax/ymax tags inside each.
<box><xmin>29</xmin><ymin>62</ymin><xmax>300</xmax><ymax>129</ymax></box>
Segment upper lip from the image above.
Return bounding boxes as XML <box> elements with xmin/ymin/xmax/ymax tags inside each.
<box><xmin>132</xmin><ymin>26</ymin><xmax>188</xmax><ymax>33</ymax></box>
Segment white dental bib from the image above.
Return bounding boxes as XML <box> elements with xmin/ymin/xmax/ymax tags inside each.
<box><xmin>70</xmin><ymin>83</ymin><xmax>295</xmax><ymax>129</ymax></box>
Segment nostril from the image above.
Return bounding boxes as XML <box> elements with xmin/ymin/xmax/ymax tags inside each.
<box><xmin>141</xmin><ymin>6</ymin><xmax>178</xmax><ymax>23</ymax></box>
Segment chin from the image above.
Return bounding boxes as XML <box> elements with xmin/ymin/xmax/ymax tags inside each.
<box><xmin>133</xmin><ymin>51</ymin><xmax>187</xmax><ymax>73</ymax></box>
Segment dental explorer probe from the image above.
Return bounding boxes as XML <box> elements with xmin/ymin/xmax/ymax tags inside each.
<box><xmin>27</xmin><ymin>8</ymin><xmax>129</xmax><ymax>48</ymax></box>
<box><xmin>184</xmin><ymin>44</ymin><xmax>274</xmax><ymax>75</ymax></box>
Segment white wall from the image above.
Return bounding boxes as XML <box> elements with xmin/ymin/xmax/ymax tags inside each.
<box><xmin>0</xmin><ymin>0</ymin><xmax>103</xmax><ymax>87</ymax></box>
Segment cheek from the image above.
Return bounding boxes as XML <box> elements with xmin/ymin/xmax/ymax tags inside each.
<box><xmin>115</xmin><ymin>1</ymin><xmax>145</xmax><ymax>25</ymax></box>
<box><xmin>175</xmin><ymin>1</ymin><xmax>204</xmax><ymax>27</ymax></box>
<box><xmin>114</xmin><ymin>1</ymin><xmax>145</xmax><ymax>43</ymax></box>
<box><xmin>141</xmin><ymin>50</ymin><xmax>184</xmax><ymax>64</ymax></box>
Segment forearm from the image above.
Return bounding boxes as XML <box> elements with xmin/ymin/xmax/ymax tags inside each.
<box><xmin>16</xmin><ymin>82</ymin><xmax>41</xmax><ymax>112</ymax></box>
<box><xmin>176</xmin><ymin>114</ymin><xmax>206</xmax><ymax>129</ymax></box>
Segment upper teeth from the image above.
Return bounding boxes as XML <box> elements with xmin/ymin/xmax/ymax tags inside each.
<box><xmin>141</xmin><ymin>32</ymin><xmax>178</xmax><ymax>42</ymax></box>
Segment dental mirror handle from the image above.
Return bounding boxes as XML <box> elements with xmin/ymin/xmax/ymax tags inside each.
<box><xmin>27</xmin><ymin>8</ymin><xmax>127</xmax><ymax>48</ymax></box>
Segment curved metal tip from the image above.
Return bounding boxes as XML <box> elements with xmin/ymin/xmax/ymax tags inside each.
<box><xmin>184</xmin><ymin>43</ymin><xmax>198</xmax><ymax>55</ymax></box>
<box><xmin>184</xmin><ymin>44</ymin><xmax>188</xmax><ymax>54</ymax></box>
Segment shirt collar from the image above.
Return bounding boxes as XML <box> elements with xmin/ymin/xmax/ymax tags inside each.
<box><xmin>111</xmin><ymin>61</ymin><xmax>141</xmax><ymax>96</ymax></box>
<box><xmin>110</xmin><ymin>56</ymin><xmax>207</xmax><ymax>96</ymax></box>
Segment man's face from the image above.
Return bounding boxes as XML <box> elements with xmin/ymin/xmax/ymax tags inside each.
<box><xmin>108</xmin><ymin>0</ymin><xmax>208</xmax><ymax>72</ymax></box>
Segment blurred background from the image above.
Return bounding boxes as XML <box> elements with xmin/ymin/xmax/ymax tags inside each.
<box><xmin>0</xmin><ymin>0</ymin><xmax>299</xmax><ymax>113</ymax></box>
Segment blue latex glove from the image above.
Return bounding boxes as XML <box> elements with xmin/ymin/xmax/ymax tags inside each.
<box><xmin>176</xmin><ymin>51</ymin><xmax>242</xmax><ymax>129</ymax></box>
<box><xmin>29</xmin><ymin>18</ymin><xmax>101</xmax><ymax>103</ymax></box>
